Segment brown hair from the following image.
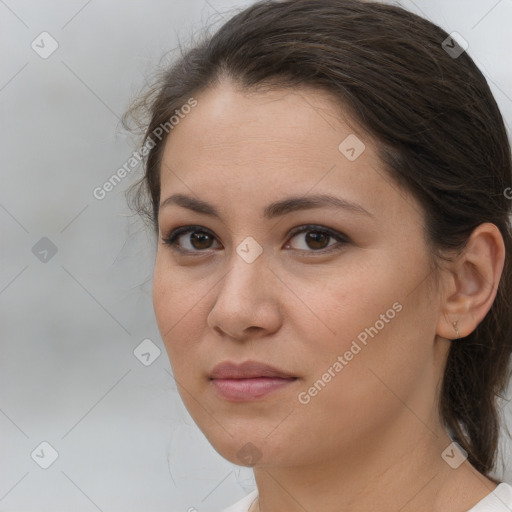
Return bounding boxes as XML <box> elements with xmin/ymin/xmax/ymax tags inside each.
<box><xmin>123</xmin><ymin>0</ymin><xmax>512</xmax><ymax>478</ymax></box>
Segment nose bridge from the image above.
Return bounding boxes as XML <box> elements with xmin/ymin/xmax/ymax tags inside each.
<box><xmin>216</xmin><ymin>226</ymin><xmax>267</xmax><ymax>288</ymax></box>
<box><xmin>222</xmin><ymin>242</ymin><xmax>268</xmax><ymax>300</ymax></box>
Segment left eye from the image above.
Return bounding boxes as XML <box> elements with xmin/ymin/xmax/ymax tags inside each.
<box><xmin>285</xmin><ymin>226</ymin><xmax>348</xmax><ymax>253</ymax></box>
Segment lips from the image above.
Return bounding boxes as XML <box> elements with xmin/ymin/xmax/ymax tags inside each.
<box><xmin>209</xmin><ymin>360</ymin><xmax>297</xmax><ymax>380</ymax></box>
<box><xmin>209</xmin><ymin>360</ymin><xmax>298</xmax><ymax>401</ymax></box>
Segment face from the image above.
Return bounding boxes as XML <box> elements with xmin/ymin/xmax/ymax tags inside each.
<box><xmin>153</xmin><ymin>82</ymin><xmax>448</xmax><ymax>468</ymax></box>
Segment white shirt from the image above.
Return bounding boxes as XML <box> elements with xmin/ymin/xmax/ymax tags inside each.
<box><xmin>221</xmin><ymin>483</ymin><xmax>512</xmax><ymax>512</ymax></box>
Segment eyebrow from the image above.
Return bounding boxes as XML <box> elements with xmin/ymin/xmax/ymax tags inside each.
<box><xmin>159</xmin><ymin>193</ymin><xmax>374</xmax><ymax>220</ymax></box>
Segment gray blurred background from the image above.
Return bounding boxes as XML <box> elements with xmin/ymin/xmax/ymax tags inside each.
<box><xmin>0</xmin><ymin>1</ymin><xmax>511</xmax><ymax>511</ymax></box>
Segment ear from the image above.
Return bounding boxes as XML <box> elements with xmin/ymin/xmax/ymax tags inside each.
<box><xmin>436</xmin><ymin>222</ymin><xmax>506</xmax><ymax>340</ymax></box>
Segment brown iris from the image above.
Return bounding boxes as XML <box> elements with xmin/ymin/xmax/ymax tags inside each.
<box><xmin>190</xmin><ymin>232</ymin><xmax>214</xmax><ymax>250</ymax></box>
<box><xmin>305</xmin><ymin>231</ymin><xmax>330</xmax><ymax>250</ymax></box>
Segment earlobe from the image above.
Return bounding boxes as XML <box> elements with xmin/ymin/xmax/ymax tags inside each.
<box><xmin>436</xmin><ymin>222</ymin><xmax>505</xmax><ymax>341</ymax></box>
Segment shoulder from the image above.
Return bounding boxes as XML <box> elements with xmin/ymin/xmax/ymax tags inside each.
<box><xmin>219</xmin><ymin>490</ymin><xmax>258</xmax><ymax>512</ymax></box>
<box><xmin>467</xmin><ymin>482</ymin><xmax>512</xmax><ymax>511</ymax></box>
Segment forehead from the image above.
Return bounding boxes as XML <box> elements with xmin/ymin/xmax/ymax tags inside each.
<box><xmin>163</xmin><ymin>83</ymin><xmax>365</xmax><ymax>177</ymax></box>
<box><xmin>166</xmin><ymin>83</ymin><xmax>356</xmax><ymax>152</ymax></box>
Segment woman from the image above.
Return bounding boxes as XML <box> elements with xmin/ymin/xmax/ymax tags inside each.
<box><xmin>123</xmin><ymin>1</ymin><xmax>512</xmax><ymax>510</ymax></box>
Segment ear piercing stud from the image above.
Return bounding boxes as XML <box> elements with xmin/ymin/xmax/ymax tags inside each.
<box><xmin>453</xmin><ymin>321</ymin><xmax>460</xmax><ymax>339</ymax></box>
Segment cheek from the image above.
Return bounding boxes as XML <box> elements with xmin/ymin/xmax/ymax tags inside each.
<box><xmin>152</xmin><ymin>257</ymin><xmax>206</xmax><ymax>365</ymax></box>
<box><xmin>290</xmin><ymin>258</ymin><xmax>401</xmax><ymax>356</ymax></box>
<box><xmin>292</xmin><ymin>253</ymin><xmax>434</xmax><ymax>397</ymax></box>
<box><xmin>152</xmin><ymin>259</ymin><xmax>176</xmax><ymax>339</ymax></box>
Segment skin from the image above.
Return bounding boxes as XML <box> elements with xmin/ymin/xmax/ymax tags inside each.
<box><xmin>152</xmin><ymin>81</ymin><xmax>505</xmax><ymax>512</ymax></box>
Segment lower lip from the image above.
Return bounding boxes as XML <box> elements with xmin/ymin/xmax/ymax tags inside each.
<box><xmin>211</xmin><ymin>377</ymin><xmax>297</xmax><ymax>401</ymax></box>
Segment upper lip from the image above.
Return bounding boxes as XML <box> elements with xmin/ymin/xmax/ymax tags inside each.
<box><xmin>210</xmin><ymin>360</ymin><xmax>297</xmax><ymax>379</ymax></box>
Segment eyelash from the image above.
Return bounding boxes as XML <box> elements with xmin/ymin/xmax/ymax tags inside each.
<box><xmin>161</xmin><ymin>224</ymin><xmax>350</xmax><ymax>255</ymax></box>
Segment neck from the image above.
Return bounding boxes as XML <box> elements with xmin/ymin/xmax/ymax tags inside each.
<box><xmin>250</xmin><ymin>413</ymin><xmax>496</xmax><ymax>512</ymax></box>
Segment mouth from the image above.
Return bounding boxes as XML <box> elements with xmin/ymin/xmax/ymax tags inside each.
<box><xmin>209</xmin><ymin>360</ymin><xmax>299</xmax><ymax>402</ymax></box>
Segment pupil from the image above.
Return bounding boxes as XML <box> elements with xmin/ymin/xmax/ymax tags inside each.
<box><xmin>306</xmin><ymin>231</ymin><xmax>328</xmax><ymax>249</ymax></box>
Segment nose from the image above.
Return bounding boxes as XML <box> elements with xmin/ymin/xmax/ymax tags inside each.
<box><xmin>206</xmin><ymin>252</ymin><xmax>283</xmax><ymax>341</ymax></box>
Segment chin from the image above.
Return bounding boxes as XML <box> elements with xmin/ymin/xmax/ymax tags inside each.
<box><xmin>199</xmin><ymin>422</ymin><xmax>301</xmax><ymax>468</ymax></box>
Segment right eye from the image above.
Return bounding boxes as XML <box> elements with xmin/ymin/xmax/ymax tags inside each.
<box><xmin>161</xmin><ymin>226</ymin><xmax>222</xmax><ymax>253</ymax></box>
